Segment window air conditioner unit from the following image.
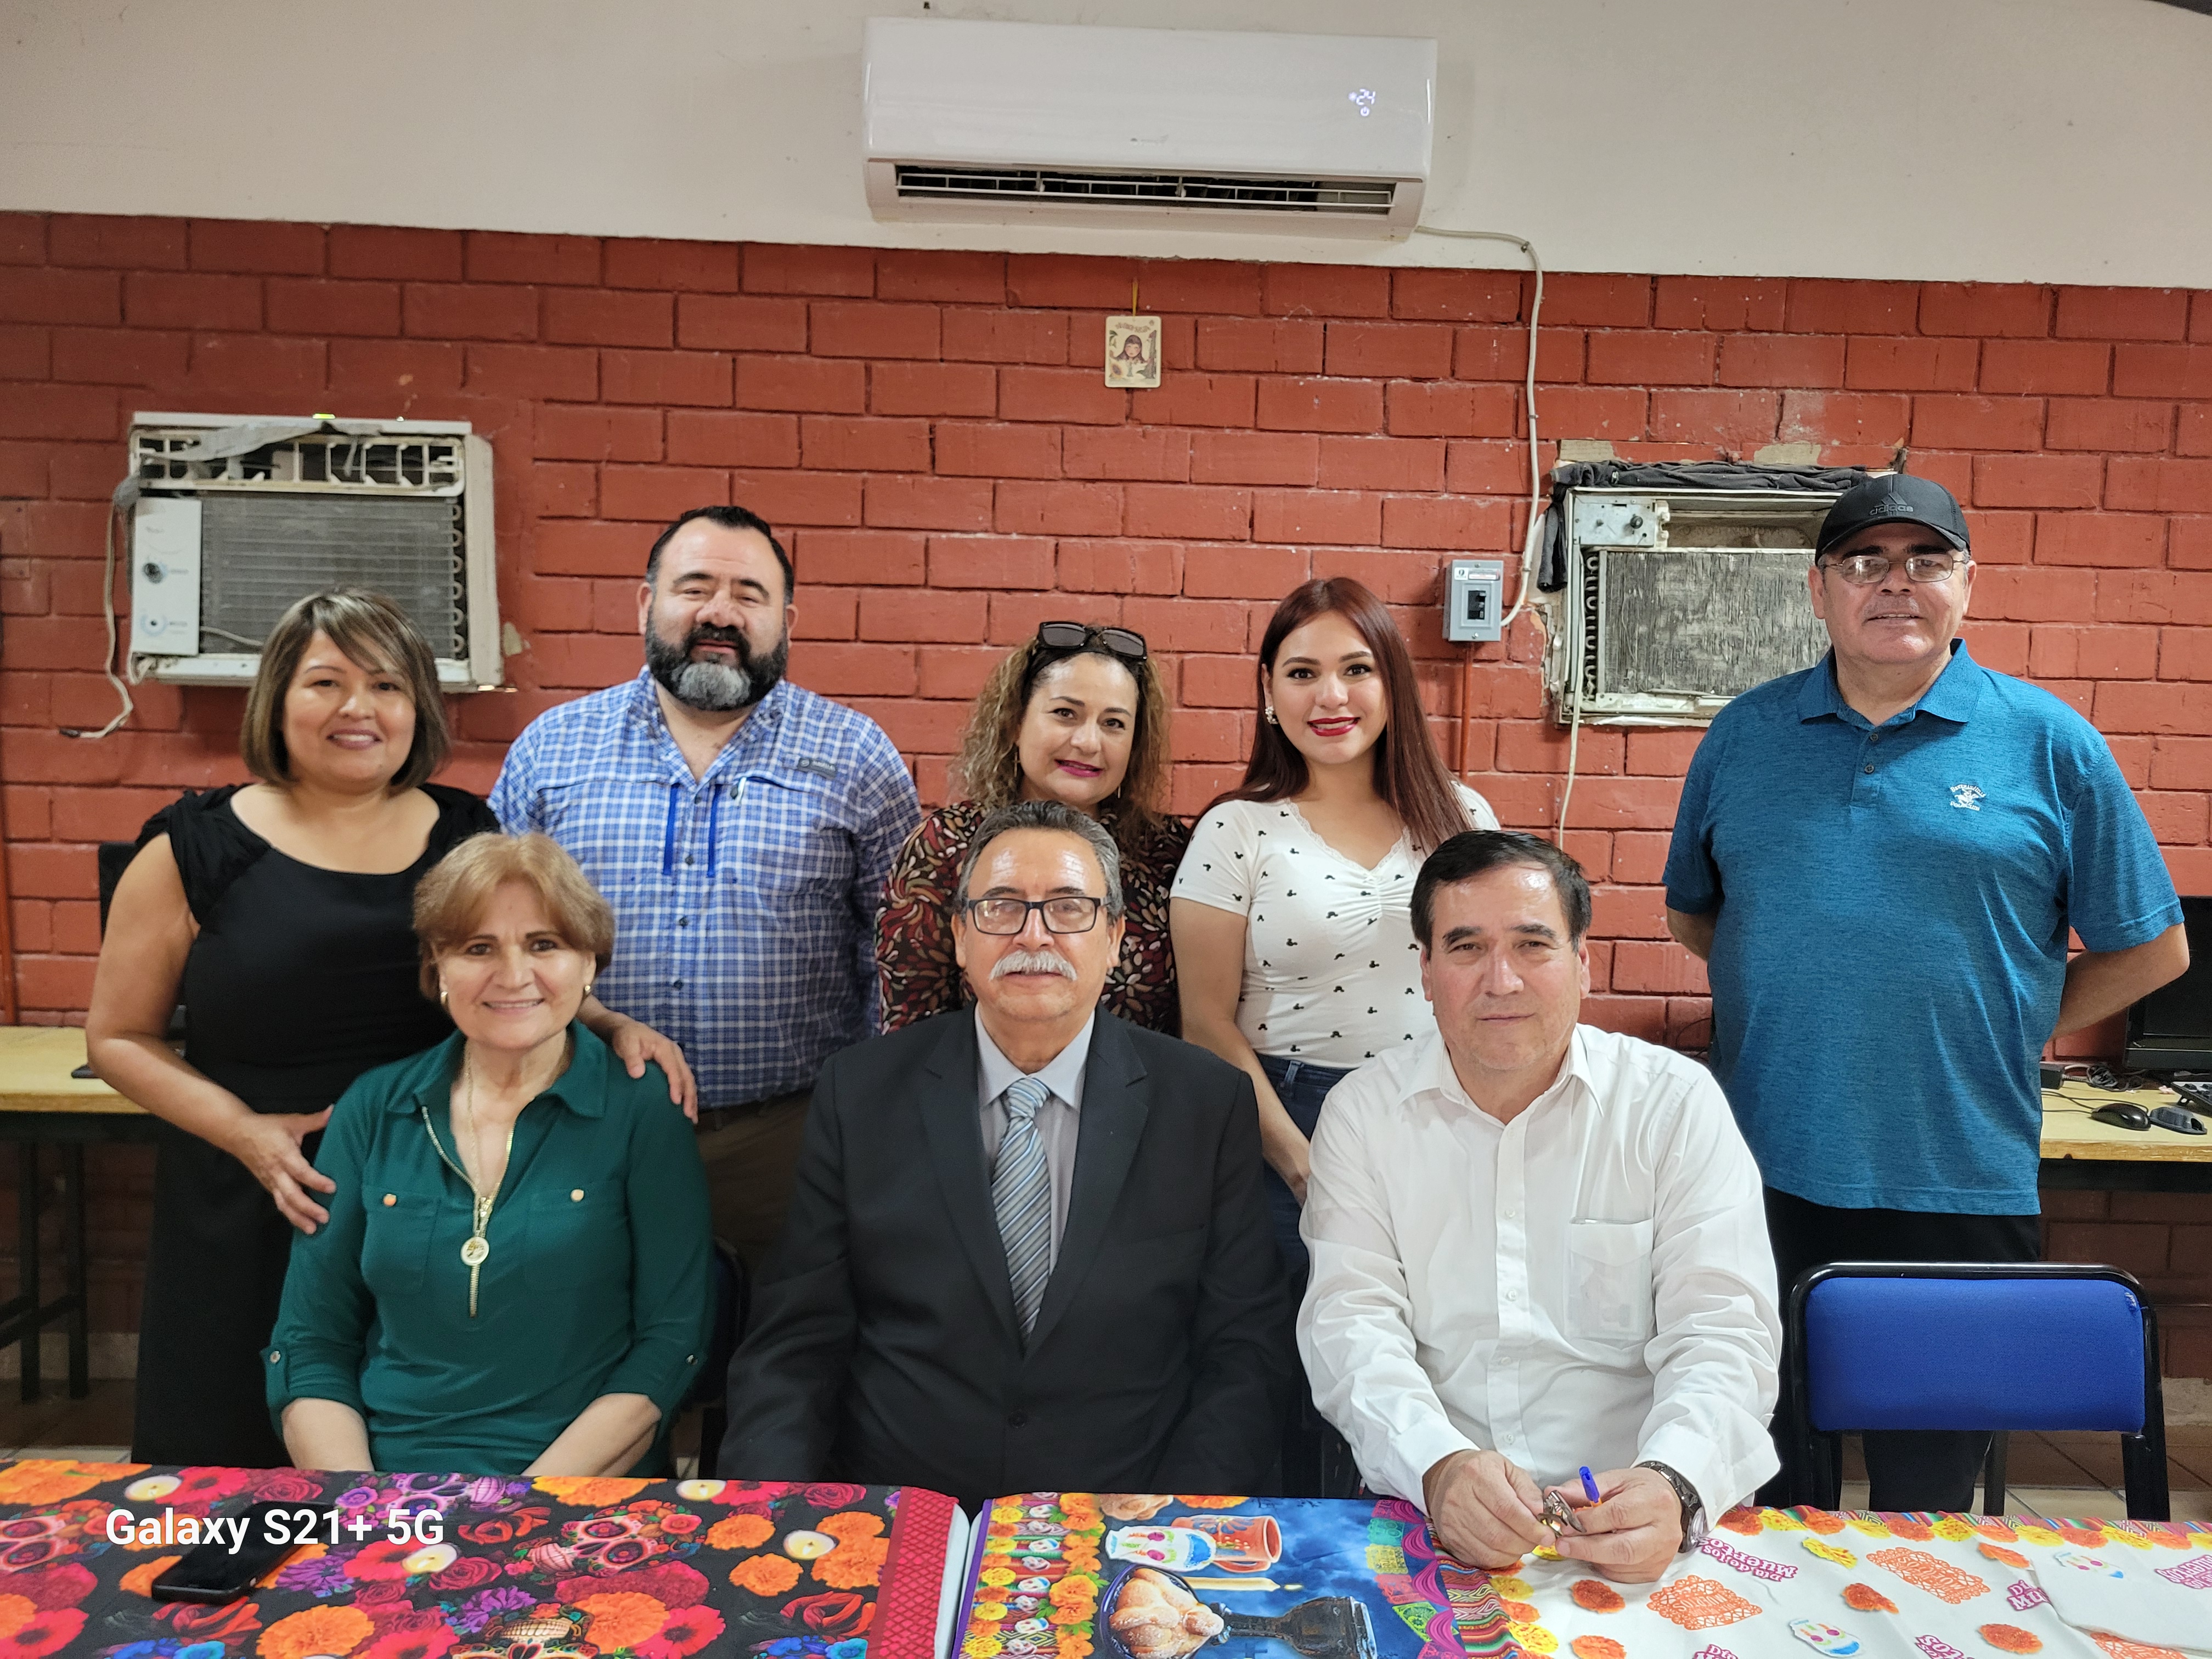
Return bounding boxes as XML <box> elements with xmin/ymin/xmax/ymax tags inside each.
<box><xmin>126</xmin><ymin>411</ymin><xmax>502</xmax><ymax>690</ymax></box>
<box><xmin>1544</xmin><ymin>486</ymin><xmax>1853</xmax><ymax>727</ymax></box>
<box><xmin>862</xmin><ymin>18</ymin><xmax>1433</xmax><ymax>239</ymax></box>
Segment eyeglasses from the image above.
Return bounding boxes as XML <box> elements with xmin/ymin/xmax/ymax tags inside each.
<box><xmin>1034</xmin><ymin>622</ymin><xmax>1148</xmax><ymax>665</ymax></box>
<box><xmin>961</xmin><ymin>896</ymin><xmax>1107</xmax><ymax>935</ymax></box>
<box><xmin>1818</xmin><ymin>552</ymin><xmax>1967</xmax><ymax>585</ymax></box>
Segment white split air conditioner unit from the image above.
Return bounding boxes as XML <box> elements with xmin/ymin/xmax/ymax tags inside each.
<box><xmin>862</xmin><ymin>18</ymin><xmax>1434</xmax><ymax>238</ymax></box>
<box><xmin>126</xmin><ymin>411</ymin><xmax>502</xmax><ymax>690</ymax></box>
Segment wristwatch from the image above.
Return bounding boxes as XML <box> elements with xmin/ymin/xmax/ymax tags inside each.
<box><xmin>1635</xmin><ymin>1460</ymin><xmax>1706</xmax><ymax>1552</ymax></box>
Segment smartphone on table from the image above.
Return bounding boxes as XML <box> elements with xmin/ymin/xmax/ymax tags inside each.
<box><xmin>150</xmin><ymin>1502</ymin><xmax>336</xmax><ymax>1605</ymax></box>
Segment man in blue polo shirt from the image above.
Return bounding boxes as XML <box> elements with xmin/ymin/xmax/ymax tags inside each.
<box><xmin>1662</xmin><ymin>473</ymin><xmax>2187</xmax><ymax>1513</ymax></box>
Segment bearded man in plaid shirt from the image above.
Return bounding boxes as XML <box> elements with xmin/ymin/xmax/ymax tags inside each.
<box><xmin>493</xmin><ymin>505</ymin><xmax>921</xmax><ymax>1264</ymax></box>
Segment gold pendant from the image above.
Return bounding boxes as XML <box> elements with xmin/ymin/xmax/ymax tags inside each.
<box><xmin>461</xmin><ymin>1235</ymin><xmax>490</xmax><ymax>1267</ymax></box>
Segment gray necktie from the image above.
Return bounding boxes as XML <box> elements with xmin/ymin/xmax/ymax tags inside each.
<box><xmin>992</xmin><ymin>1075</ymin><xmax>1053</xmax><ymax>1336</ymax></box>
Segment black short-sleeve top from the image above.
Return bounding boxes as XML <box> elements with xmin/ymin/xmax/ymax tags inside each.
<box><xmin>136</xmin><ymin>783</ymin><xmax>499</xmax><ymax>1112</ymax></box>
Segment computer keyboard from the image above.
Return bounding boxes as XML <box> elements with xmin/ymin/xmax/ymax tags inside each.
<box><xmin>2170</xmin><ymin>1079</ymin><xmax>2212</xmax><ymax>1113</ymax></box>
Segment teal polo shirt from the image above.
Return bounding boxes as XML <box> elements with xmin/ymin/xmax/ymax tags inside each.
<box><xmin>1664</xmin><ymin>641</ymin><xmax>2181</xmax><ymax>1214</ymax></box>
<box><xmin>266</xmin><ymin>1023</ymin><xmax>712</xmax><ymax>1474</ymax></box>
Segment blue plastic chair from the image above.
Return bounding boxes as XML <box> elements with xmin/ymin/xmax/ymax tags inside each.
<box><xmin>1785</xmin><ymin>1262</ymin><xmax>2168</xmax><ymax>1520</ymax></box>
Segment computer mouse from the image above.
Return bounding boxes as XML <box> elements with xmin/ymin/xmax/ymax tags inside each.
<box><xmin>2149</xmin><ymin>1105</ymin><xmax>2208</xmax><ymax>1135</ymax></box>
<box><xmin>2091</xmin><ymin>1102</ymin><xmax>2152</xmax><ymax>1131</ymax></box>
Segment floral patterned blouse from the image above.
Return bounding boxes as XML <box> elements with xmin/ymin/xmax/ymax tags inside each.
<box><xmin>876</xmin><ymin>800</ymin><xmax>1192</xmax><ymax>1036</ymax></box>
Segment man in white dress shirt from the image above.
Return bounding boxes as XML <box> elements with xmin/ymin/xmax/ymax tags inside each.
<box><xmin>1300</xmin><ymin>830</ymin><xmax>1780</xmax><ymax>1582</ymax></box>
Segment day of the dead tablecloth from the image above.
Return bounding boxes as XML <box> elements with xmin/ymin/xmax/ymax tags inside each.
<box><xmin>0</xmin><ymin>1460</ymin><xmax>2204</xmax><ymax>1659</ymax></box>
<box><xmin>0</xmin><ymin>1459</ymin><xmax>960</xmax><ymax>1659</ymax></box>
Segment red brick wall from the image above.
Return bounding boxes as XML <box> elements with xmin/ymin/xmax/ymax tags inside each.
<box><xmin>2</xmin><ymin>215</ymin><xmax>2210</xmax><ymax>1364</ymax></box>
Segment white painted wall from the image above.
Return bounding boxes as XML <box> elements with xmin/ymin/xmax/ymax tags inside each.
<box><xmin>3</xmin><ymin>0</ymin><xmax>2209</xmax><ymax>286</ymax></box>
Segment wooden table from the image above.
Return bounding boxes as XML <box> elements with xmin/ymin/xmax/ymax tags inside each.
<box><xmin>2041</xmin><ymin>1079</ymin><xmax>2212</xmax><ymax>1193</ymax></box>
<box><xmin>0</xmin><ymin>1026</ymin><xmax>155</xmax><ymax>1401</ymax></box>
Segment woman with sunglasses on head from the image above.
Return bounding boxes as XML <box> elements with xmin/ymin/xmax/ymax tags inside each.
<box><xmin>877</xmin><ymin>622</ymin><xmax>1189</xmax><ymax>1034</ymax></box>
<box><xmin>1171</xmin><ymin>578</ymin><xmax>1496</xmax><ymax>1489</ymax></box>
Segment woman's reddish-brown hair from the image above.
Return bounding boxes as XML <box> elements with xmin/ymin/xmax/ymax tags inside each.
<box><xmin>1207</xmin><ymin>577</ymin><xmax>1473</xmax><ymax>854</ymax></box>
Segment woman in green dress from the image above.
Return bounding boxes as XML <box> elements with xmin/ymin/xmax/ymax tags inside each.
<box><xmin>266</xmin><ymin>832</ymin><xmax>712</xmax><ymax>1476</ymax></box>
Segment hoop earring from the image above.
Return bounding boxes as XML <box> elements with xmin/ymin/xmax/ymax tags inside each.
<box><xmin>438</xmin><ymin>984</ymin><xmax>449</xmax><ymax>1009</ymax></box>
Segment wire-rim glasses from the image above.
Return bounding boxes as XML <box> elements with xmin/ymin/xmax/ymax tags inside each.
<box><xmin>1819</xmin><ymin>552</ymin><xmax>1967</xmax><ymax>585</ymax></box>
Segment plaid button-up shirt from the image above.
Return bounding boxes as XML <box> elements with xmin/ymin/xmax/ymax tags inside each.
<box><xmin>490</xmin><ymin>672</ymin><xmax>922</xmax><ymax>1107</ymax></box>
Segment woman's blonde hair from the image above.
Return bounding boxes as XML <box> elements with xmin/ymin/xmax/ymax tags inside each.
<box><xmin>950</xmin><ymin>638</ymin><xmax>1173</xmax><ymax>828</ymax></box>
<box><xmin>240</xmin><ymin>588</ymin><xmax>450</xmax><ymax>792</ymax></box>
<box><xmin>412</xmin><ymin>833</ymin><xmax>616</xmax><ymax>1000</ymax></box>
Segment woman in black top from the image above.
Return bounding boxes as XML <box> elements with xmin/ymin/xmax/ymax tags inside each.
<box><xmin>84</xmin><ymin>590</ymin><xmax>686</xmax><ymax>1466</ymax></box>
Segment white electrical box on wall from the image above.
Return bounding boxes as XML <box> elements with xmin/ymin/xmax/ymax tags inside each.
<box><xmin>1444</xmin><ymin>560</ymin><xmax>1504</xmax><ymax>643</ymax></box>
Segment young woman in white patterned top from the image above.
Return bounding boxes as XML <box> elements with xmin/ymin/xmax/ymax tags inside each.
<box><xmin>1171</xmin><ymin>578</ymin><xmax>1497</xmax><ymax>1496</ymax></box>
<box><xmin>1171</xmin><ymin>579</ymin><xmax>1498</xmax><ymax>1274</ymax></box>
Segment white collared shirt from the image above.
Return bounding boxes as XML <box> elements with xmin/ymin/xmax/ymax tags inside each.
<box><xmin>976</xmin><ymin>1013</ymin><xmax>1095</xmax><ymax>1271</ymax></box>
<box><xmin>1299</xmin><ymin>1024</ymin><xmax>1781</xmax><ymax>1520</ymax></box>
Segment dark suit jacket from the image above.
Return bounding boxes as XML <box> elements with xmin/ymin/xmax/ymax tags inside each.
<box><xmin>719</xmin><ymin>1008</ymin><xmax>1292</xmax><ymax>1508</ymax></box>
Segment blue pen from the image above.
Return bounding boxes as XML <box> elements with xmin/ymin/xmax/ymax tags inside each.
<box><xmin>1579</xmin><ymin>1466</ymin><xmax>1600</xmax><ymax>1503</ymax></box>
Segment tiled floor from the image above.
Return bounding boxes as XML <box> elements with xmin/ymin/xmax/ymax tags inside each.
<box><xmin>0</xmin><ymin>1376</ymin><xmax>133</xmax><ymax>1461</ymax></box>
<box><xmin>4</xmin><ymin>1383</ymin><xmax>2208</xmax><ymax>1521</ymax></box>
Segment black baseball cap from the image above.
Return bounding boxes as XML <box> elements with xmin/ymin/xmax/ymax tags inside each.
<box><xmin>1815</xmin><ymin>474</ymin><xmax>1970</xmax><ymax>556</ymax></box>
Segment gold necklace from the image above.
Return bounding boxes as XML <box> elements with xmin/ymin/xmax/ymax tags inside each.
<box><xmin>419</xmin><ymin>1036</ymin><xmax>565</xmax><ymax>1317</ymax></box>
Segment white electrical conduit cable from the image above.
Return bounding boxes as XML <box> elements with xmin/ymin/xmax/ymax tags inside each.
<box><xmin>1409</xmin><ymin>225</ymin><xmax>1545</xmax><ymax>629</ymax></box>
<box><xmin>1554</xmin><ymin>684</ymin><xmax>1584</xmax><ymax>849</ymax></box>
<box><xmin>62</xmin><ymin>478</ymin><xmax>142</xmax><ymax>741</ymax></box>
<box><xmin>1410</xmin><ymin>225</ymin><xmax>1568</xmax><ymax>838</ymax></box>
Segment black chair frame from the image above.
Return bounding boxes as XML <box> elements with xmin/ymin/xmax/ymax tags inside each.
<box><xmin>1784</xmin><ymin>1261</ymin><xmax>2168</xmax><ymax>1521</ymax></box>
<box><xmin>684</xmin><ymin>1237</ymin><xmax>749</xmax><ymax>1480</ymax></box>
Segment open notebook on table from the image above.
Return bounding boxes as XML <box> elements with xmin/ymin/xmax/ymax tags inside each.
<box><xmin>947</xmin><ymin>1491</ymin><xmax>1519</xmax><ymax>1659</ymax></box>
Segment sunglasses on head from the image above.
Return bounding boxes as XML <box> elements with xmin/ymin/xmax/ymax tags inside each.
<box><xmin>1032</xmin><ymin>622</ymin><xmax>1148</xmax><ymax>665</ymax></box>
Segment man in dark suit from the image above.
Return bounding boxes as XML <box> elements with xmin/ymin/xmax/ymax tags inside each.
<box><xmin>720</xmin><ymin>799</ymin><xmax>1290</xmax><ymax>1506</ymax></box>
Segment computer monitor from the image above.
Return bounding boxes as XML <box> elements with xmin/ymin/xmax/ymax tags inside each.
<box><xmin>2123</xmin><ymin>895</ymin><xmax>2212</xmax><ymax>1075</ymax></box>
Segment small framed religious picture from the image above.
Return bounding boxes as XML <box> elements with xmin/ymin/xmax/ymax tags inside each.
<box><xmin>1104</xmin><ymin>314</ymin><xmax>1162</xmax><ymax>388</ymax></box>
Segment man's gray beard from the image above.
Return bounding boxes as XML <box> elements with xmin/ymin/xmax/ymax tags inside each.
<box><xmin>667</xmin><ymin>657</ymin><xmax>752</xmax><ymax>712</ymax></box>
<box><xmin>645</xmin><ymin>625</ymin><xmax>786</xmax><ymax>713</ymax></box>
